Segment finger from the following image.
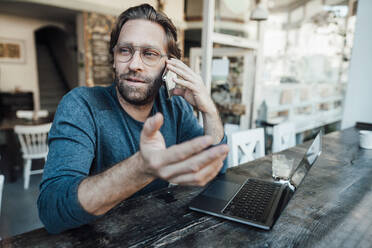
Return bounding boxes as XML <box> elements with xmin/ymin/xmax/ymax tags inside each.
<box><xmin>157</xmin><ymin>135</ymin><xmax>215</xmax><ymax>166</ymax></box>
<box><xmin>166</xmin><ymin>63</ymin><xmax>197</xmax><ymax>83</ymax></box>
<box><xmin>159</xmin><ymin>144</ymin><xmax>228</xmax><ymax>180</ymax></box>
<box><xmin>167</xmin><ymin>58</ymin><xmax>196</xmax><ymax>77</ymax></box>
<box><xmin>169</xmin><ymin>156</ymin><xmax>226</xmax><ymax>186</ymax></box>
<box><xmin>142</xmin><ymin>113</ymin><xmax>163</xmax><ymax>138</ymax></box>
<box><xmin>173</xmin><ymin>77</ymin><xmax>198</xmax><ymax>92</ymax></box>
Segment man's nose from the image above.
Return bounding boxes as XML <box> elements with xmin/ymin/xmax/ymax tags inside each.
<box><xmin>128</xmin><ymin>50</ymin><xmax>144</xmax><ymax>71</ymax></box>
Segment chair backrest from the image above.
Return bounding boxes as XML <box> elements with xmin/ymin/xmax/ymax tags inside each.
<box><xmin>0</xmin><ymin>174</ymin><xmax>4</xmax><ymax>215</ymax></box>
<box><xmin>231</xmin><ymin>128</ymin><xmax>265</xmax><ymax>167</ymax></box>
<box><xmin>272</xmin><ymin>122</ymin><xmax>296</xmax><ymax>153</ymax></box>
<box><xmin>14</xmin><ymin>123</ymin><xmax>52</xmax><ymax>157</ymax></box>
<box><xmin>16</xmin><ymin>110</ymin><xmax>49</xmax><ymax>120</ymax></box>
<box><xmin>224</xmin><ymin>123</ymin><xmax>240</xmax><ymax>167</ymax></box>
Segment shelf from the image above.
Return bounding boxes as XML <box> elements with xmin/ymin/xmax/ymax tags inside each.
<box><xmin>211</xmin><ymin>32</ymin><xmax>259</xmax><ymax>49</ymax></box>
<box><xmin>267</xmin><ymin>96</ymin><xmax>344</xmax><ymax>112</ymax></box>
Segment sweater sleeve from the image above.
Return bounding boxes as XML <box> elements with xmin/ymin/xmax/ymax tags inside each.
<box><xmin>37</xmin><ymin>89</ymin><xmax>102</xmax><ymax>234</ymax></box>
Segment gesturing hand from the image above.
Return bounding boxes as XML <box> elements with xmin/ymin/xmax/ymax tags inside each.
<box><xmin>139</xmin><ymin>113</ymin><xmax>229</xmax><ymax>186</ymax></box>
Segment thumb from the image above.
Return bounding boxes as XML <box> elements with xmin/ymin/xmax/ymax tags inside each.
<box><xmin>142</xmin><ymin>113</ymin><xmax>163</xmax><ymax>139</ymax></box>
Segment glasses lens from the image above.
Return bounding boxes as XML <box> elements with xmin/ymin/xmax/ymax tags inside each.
<box><xmin>140</xmin><ymin>48</ymin><xmax>161</xmax><ymax>66</ymax></box>
<box><xmin>116</xmin><ymin>45</ymin><xmax>133</xmax><ymax>63</ymax></box>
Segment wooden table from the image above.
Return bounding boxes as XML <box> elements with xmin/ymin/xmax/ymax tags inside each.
<box><xmin>1</xmin><ymin>127</ymin><xmax>372</xmax><ymax>247</ymax></box>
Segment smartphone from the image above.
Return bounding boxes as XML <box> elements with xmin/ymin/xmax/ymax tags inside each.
<box><xmin>162</xmin><ymin>69</ymin><xmax>177</xmax><ymax>99</ymax></box>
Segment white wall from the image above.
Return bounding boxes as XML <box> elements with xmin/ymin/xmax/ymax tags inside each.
<box><xmin>163</xmin><ymin>0</ymin><xmax>185</xmax><ymax>28</ymax></box>
<box><xmin>0</xmin><ymin>14</ymin><xmax>65</xmax><ymax>110</ymax></box>
<box><xmin>341</xmin><ymin>0</ymin><xmax>372</xmax><ymax>129</ymax></box>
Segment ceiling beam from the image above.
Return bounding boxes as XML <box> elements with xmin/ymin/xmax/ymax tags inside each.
<box><xmin>269</xmin><ymin>0</ymin><xmax>312</xmax><ymax>13</ymax></box>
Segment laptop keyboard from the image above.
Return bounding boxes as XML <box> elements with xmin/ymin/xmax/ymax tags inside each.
<box><xmin>222</xmin><ymin>179</ymin><xmax>282</xmax><ymax>223</ymax></box>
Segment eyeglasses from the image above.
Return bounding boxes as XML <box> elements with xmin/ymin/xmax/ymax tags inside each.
<box><xmin>114</xmin><ymin>44</ymin><xmax>167</xmax><ymax>66</ymax></box>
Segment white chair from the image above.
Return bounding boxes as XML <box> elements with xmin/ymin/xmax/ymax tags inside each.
<box><xmin>0</xmin><ymin>174</ymin><xmax>4</xmax><ymax>215</ymax></box>
<box><xmin>272</xmin><ymin>122</ymin><xmax>296</xmax><ymax>153</ymax></box>
<box><xmin>224</xmin><ymin>123</ymin><xmax>240</xmax><ymax>168</ymax></box>
<box><xmin>14</xmin><ymin>123</ymin><xmax>52</xmax><ymax>189</ymax></box>
<box><xmin>16</xmin><ymin>110</ymin><xmax>49</xmax><ymax>120</ymax></box>
<box><xmin>230</xmin><ymin>128</ymin><xmax>265</xmax><ymax>167</ymax></box>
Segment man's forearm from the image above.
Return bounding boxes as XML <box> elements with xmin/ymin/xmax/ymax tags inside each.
<box><xmin>202</xmin><ymin>105</ymin><xmax>224</xmax><ymax>144</ymax></box>
<box><xmin>78</xmin><ymin>152</ymin><xmax>154</xmax><ymax>216</ymax></box>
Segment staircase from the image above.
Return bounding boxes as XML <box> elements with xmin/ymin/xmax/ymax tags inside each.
<box><xmin>37</xmin><ymin>44</ymin><xmax>69</xmax><ymax>114</ymax></box>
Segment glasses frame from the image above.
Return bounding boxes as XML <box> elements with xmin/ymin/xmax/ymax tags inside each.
<box><xmin>114</xmin><ymin>44</ymin><xmax>168</xmax><ymax>66</ymax></box>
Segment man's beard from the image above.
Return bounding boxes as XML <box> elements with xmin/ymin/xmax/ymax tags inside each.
<box><xmin>115</xmin><ymin>69</ymin><xmax>163</xmax><ymax>106</ymax></box>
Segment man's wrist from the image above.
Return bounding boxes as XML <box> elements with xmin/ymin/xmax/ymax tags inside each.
<box><xmin>201</xmin><ymin>104</ymin><xmax>224</xmax><ymax>144</ymax></box>
<box><xmin>201</xmin><ymin>101</ymin><xmax>219</xmax><ymax>118</ymax></box>
<box><xmin>134</xmin><ymin>151</ymin><xmax>156</xmax><ymax>181</ymax></box>
<box><xmin>202</xmin><ymin>108</ymin><xmax>220</xmax><ymax>124</ymax></box>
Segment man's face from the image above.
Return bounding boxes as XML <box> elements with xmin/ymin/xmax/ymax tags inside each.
<box><xmin>113</xmin><ymin>19</ymin><xmax>167</xmax><ymax>106</ymax></box>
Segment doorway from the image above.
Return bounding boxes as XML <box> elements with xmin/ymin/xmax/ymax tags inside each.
<box><xmin>35</xmin><ymin>26</ymin><xmax>78</xmax><ymax>114</ymax></box>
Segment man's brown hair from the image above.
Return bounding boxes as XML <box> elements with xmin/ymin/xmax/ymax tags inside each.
<box><xmin>110</xmin><ymin>4</ymin><xmax>181</xmax><ymax>63</ymax></box>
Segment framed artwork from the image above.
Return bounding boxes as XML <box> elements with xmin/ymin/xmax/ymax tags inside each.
<box><xmin>0</xmin><ymin>37</ymin><xmax>26</xmax><ymax>63</ymax></box>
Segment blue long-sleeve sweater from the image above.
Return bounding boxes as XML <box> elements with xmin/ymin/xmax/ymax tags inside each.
<box><xmin>37</xmin><ymin>84</ymin><xmax>227</xmax><ymax>234</ymax></box>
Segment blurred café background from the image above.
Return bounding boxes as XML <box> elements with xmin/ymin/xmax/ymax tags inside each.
<box><xmin>0</xmin><ymin>0</ymin><xmax>370</xmax><ymax>239</ymax></box>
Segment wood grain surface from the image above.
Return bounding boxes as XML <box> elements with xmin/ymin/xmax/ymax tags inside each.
<box><xmin>2</xmin><ymin>128</ymin><xmax>372</xmax><ymax>248</ymax></box>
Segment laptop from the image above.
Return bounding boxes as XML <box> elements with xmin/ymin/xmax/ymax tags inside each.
<box><xmin>189</xmin><ymin>132</ymin><xmax>322</xmax><ymax>230</ymax></box>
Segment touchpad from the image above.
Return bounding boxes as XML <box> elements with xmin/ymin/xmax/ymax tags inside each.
<box><xmin>202</xmin><ymin>180</ymin><xmax>241</xmax><ymax>201</ymax></box>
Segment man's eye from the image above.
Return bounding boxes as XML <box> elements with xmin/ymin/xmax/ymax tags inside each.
<box><xmin>119</xmin><ymin>47</ymin><xmax>131</xmax><ymax>54</ymax></box>
<box><xmin>143</xmin><ymin>50</ymin><xmax>159</xmax><ymax>57</ymax></box>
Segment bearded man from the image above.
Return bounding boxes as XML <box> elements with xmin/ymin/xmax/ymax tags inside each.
<box><xmin>37</xmin><ymin>4</ymin><xmax>228</xmax><ymax>234</ymax></box>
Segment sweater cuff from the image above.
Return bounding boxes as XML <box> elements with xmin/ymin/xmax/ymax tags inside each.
<box><xmin>219</xmin><ymin>133</ymin><xmax>228</xmax><ymax>174</ymax></box>
<box><xmin>218</xmin><ymin>133</ymin><xmax>227</xmax><ymax>145</ymax></box>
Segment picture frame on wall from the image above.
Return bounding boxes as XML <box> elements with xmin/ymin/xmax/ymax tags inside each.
<box><xmin>0</xmin><ymin>37</ymin><xmax>26</xmax><ymax>63</ymax></box>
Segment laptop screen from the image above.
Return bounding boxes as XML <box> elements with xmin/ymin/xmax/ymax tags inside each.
<box><xmin>290</xmin><ymin>132</ymin><xmax>322</xmax><ymax>188</ymax></box>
